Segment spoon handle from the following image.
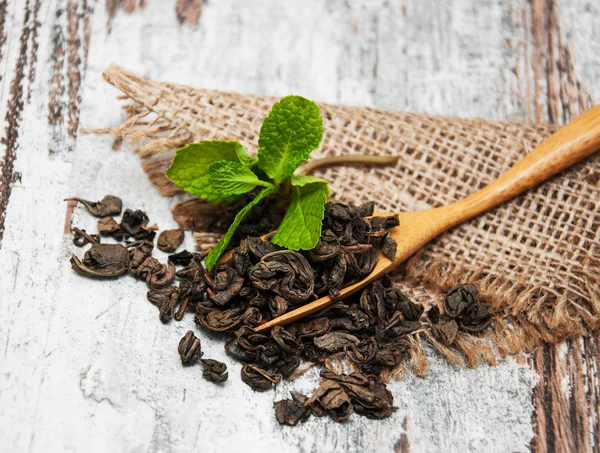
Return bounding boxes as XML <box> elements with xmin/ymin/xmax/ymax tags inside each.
<box><xmin>439</xmin><ymin>105</ymin><xmax>600</xmax><ymax>229</ymax></box>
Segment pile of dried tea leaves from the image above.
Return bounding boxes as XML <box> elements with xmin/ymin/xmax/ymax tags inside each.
<box><xmin>68</xmin><ymin>195</ymin><xmax>493</xmax><ymax>426</ymax></box>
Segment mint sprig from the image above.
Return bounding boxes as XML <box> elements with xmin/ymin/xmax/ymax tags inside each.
<box><xmin>166</xmin><ymin>95</ymin><xmax>326</xmax><ymax>270</ymax></box>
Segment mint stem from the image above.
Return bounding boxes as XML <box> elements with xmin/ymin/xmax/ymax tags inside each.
<box><xmin>255</xmin><ymin>180</ymin><xmax>277</xmax><ymax>190</ymax></box>
<box><xmin>299</xmin><ymin>155</ymin><xmax>398</xmax><ymax>174</ymax></box>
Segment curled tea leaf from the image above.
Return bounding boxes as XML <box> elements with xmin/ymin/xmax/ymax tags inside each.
<box><xmin>97</xmin><ymin>217</ymin><xmax>124</xmax><ymax>241</ymax></box>
<box><xmin>274</xmin><ymin>397</ymin><xmax>311</xmax><ymax>426</ymax></box>
<box><xmin>443</xmin><ymin>284</ymin><xmax>478</xmax><ymax>318</ymax></box>
<box><xmin>241</xmin><ymin>364</ymin><xmax>281</xmax><ymax>391</ymax></box>
<box><xmin>434</xmin><ymin>319</ymin><xmax>458</xmax><ymax>345</ymax></box>
<box><xmin>72</xmin><ymin>227</ymin><xmax>99</xmax><ymax>247</ymax></box>
<box><xmin>168</xmin><ymin>250</ymin><xmax>196</xmax><ymax>266</ymax></box>
<box><xmin>381</xmin><ymin>233</ymin><xmax>397</xmax><ymax>260</ymax></box>
<box><xmin>129</xmin><ymin>240</ymin><xmax>154</xmax><ymax>268</ymax></box>
<box><xmin>205</xmin><ymin>265</ymin><xmax>245</xmax><ymax>306</ymax></box>
<box><xmin>178</xmin><ymin>330</ymin><xmax>203</xmax><ymax>366</ymax></box>
<box><xmin>70</xmin><ymin>243</ymin><xmax>129</xmax><ymax>278</ymax></box>
<box><xmin>306</xmin><ymin>380</ymin><xmax>352</xmax><ymax>422</ymax></box>
<box><xmin>157</xmin><ymin>229</ymin><xmax>185</xmax><ymax>253</ymax></box>
<box><xmin>201</xmin><ymin>359</ymin><xmax>229</xmax><ymax>383</ymax></box>
<box><xmin>249</xmin><ymin>250</ymin><xmax>314</xmax><ymax>303</ymax></box>
<box><xmin>443</xmin><ymin>284</ymin><xmax>492</xmax><ymax>332</ymax></box>
<box><xmin>120</xmin><ymin>209</ymin><xmax>155</xmax><ymax>240</ymax></box>
<box><xmin>313</xmin><ymin>331</ymin><xmax>360</xmax><ymax>353</ymax></box>
<box><xmin>66</xmin><ymin>195</ymin><xmax>122</xmax><ymax>217</ymax></box>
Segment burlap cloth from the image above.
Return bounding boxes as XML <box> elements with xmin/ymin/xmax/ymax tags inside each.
<box><xmin>87</xmin><ymin>65</ymin><xmax>600</xmax><ymax>366</ymax></box>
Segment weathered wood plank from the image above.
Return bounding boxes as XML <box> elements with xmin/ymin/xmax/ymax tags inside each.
<box><xmin>0</xmin><ymin>0</ymin><xmax>598</xmax><ymax>452</ymax></box>
<box><xmin>522</xmin><ymin>1</ymin><xmax>600</xmax><ymax>451</ymax></box>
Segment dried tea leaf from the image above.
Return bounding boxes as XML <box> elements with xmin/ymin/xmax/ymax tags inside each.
<box><xmin>434</xmin><ymin>319</ymin><xmax>459</xmax><ymax>345</ymax></box>
<box><xmin>241</xmin><ymin>364</ymin><xmax>281</xmax><ymax>391</ymax></box>
<box><xmin>148</xmin><ymin>261</ymin><xmax>176</xmax><ymax>289</ymax></box>
<box><xmin>67</xmin><ymin>195</ymin><xmax>122</xmax><ymax>217</ymax></box>
<box><xmin>306</xmin><ymin>230</ymin><xmax>340</xmax><ymax>262</ymax></box>
<box><xmin>157</xmin><ymin>229</ymin><xmax>185</xmax><ymax>253</ymax></box>
<box><xmin>72</xmin><ymin>228</ymin><xmax>99</xmax><ymax>247</ymax></box>
<box><xmin>274</xmin><ymin>398</ymin><xmax>311</xmax><ymax>426</ymax></box>
<box><xmin>339</xmin><ymin>378</ymin><xmax>397</xmax><ymax>420</ymax></box>
<box><xmin>313</xmin><ymin>331</ymin><xmax>360</xmax><ymax>353</ymax></box>
<box><xmin>129</xmin><ymin>240</ymin><xmax>154</xmax><ymax>268</ymax></box>
<box><xmin>443</xmin><ymin>284</ymin><xmax>492</xmax><ymax>332</ymax></box>
<box><xmin>178</xmin><ymin>330</ymin><xmax>203</xmax><ymax>366</ymax></box>
<box><xmin>97</xmin><ymin>216</ymin><xmax>124</xmax><ymax>241</ymax></box>
<box><xmin>427</xmin><ymin>305</ymin><xmax>440</xmax><ymax>324</ymax></box>
<box><xmin>381</xmin><ymin>233</ymin><xmax>397</xmax><ymax>260</ymax></box>
<box><xmin>168</xmin><ymin>250</ymin><xmax>195</xmax><ymax>266</ymax></box>
<box><xmin>249</xmin><ymin>250</ymin><xmax>314</xmax><ymax>303</ymax></box>
<box><xmin>201</xmin><ymin>359</ymin><xmax>228</xmax><ymax>383</ymax></box>
<box><xmin>443</xmin><ymin>284</ymin><xmax>478</xmax><ymax>318</ymax></box>
<box><xmin>120</xmin><ymin>209</ymin><xmax>155</xmax><ymax>240</ymax></box>
<box><xmin>205</xmin><ymin>265</ymin><xmax>245</xmax><ymax>306</ymax></box>
<box><xmin>195</xmin><ymin>306</ymin><xmax>244</xmax><ymax>332</ymax></box>
<box><xmin>369</xmin><ymin>214</ymin><xmax>400</xmax><ymax>230</ymax></box>
<box><xmin>70</xmin><ymin>243</ymin><xmax>129</xmax><ymax>278</ymax></box>
<box><xmin>306</xmin><ymin>380</ymin><xmax>353</xmax><ymax>422</ymax></box>
<box><xmin>459</xmin><ymin>302</ymin><xmax>492</xmax><ymax>332</ymax></box>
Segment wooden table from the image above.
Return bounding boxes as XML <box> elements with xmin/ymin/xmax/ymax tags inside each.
<box><xmin>1</xmin><ymin>1</ymin><xmax>598</xmax><ymax>452</ymax></box>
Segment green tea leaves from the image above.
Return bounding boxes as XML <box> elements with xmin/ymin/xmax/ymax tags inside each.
<box><xmin>290</xmin><ymin>174</ymin><xmax>327</xmax><ymax>187</ymax></box>
<box><xmin>208</xmin><ymin>161</ymin><xmax>272</xmax><ymax>196</ymax></box>
<box><xmin>166</xmin><ymin>141</ymin><xmax>243</xmax><ymax>203</ymax></box>
<box><xmin>165</xmin><ymin>96</ymin><xmax>331</xmax><ymax>259</ymax></box>
<box><xmin>257</xmin><ymin>96</ymin><xmax>323</xmax><ymax>184</ymax></box>
<box><xmin>205</xmin><ymin>188</ymin><xmax>274</xmax><ymax>270</ymax></box>
<box><xmin>272</xmin><ymin>179</ymin><xmax>329</xmax><ymax>251</ymax></box>
<box><xmin>234</xmin><ymin>143</ymin><xmax>257</xmax><ymax>167</ymax></box>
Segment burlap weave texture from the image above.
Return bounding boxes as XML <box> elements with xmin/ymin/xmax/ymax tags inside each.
<box><xmin>90</xmin><ymin>65</ymin><xmax>600</xmax><ymax>355</ymax></box>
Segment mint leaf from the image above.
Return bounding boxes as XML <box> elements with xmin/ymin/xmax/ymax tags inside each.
<box><xmin>205</xmin><ymin>188</ymin><xmax>274</xmax><ymax>270</ymax></box>
<box><xmin>272</xmin><ymin>180</ymin><xmax>329</xmax><ymax>250</ymax></box>
<box><xmin>234</xmin><ymin>142</ymin><xmax>257</xmax><ymax>166</ymax></box>
<box><xmin>208</xmin><ymin>161</ymin><xmax>272</xmax><ymax>196</ymax></box>
<box><xmin>291</xmin><ymin>174</ymin><xmax>327</xmax><ymax>187</ymax></box>
<box><xmin>257</xmin><ymin>95</ymin><xmax>323</xmax><ymax>184</ymax></box>
<box><xmin>166</xmin><ymin>141</ymin><xmax>242</xmax><ymax>203</ymax></box>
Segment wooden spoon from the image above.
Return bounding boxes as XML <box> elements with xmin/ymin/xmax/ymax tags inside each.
<box><xmin>252</xmin><ymin>105</ymin><xmax>600</xmax><ymax>333</ymax></box>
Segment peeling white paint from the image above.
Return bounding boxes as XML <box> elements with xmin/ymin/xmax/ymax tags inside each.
<box><xmin>3</xmin><ymin>0</ymin><xmax>599</xmax><ymax>452</ymax></box>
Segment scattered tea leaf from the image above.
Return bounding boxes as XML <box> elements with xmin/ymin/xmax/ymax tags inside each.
<box><xmin>72</xmin><ymin>227</ymin><xmax>99</xmax><ymax>247</ymax></box>
<box><xmin>168</xmin><ymin>250</ymin><xmax>195</xmax><ymax>266</ymax></box>
<box><xmin>305</xmin><ymin>380</ymin><xmax>352</xmax><ymax>422</ymax></box>
<box><xmin>157</xmin><ymin>229</ymin><xmax>185</xmax><ymax>253</ymax></box>
<box><xmin>434</xmin><ymin>319</ymin><xmax>458</xmax><ymax>345</ymax></box>
<box><xmin>274</xmin><ymin>398</ymin><xmax>311</xmax><ymax>426</ymax></box>
<box><xmin>70</xmin><ymin>243</ymin><xmax>129</xmax><ymax>278</ymax></box>
<box><xmin>120</xmin><ymin>209</ymin><xmax>156</xmax><ymax>241</ymax></box>
<box><xmin>178</xmin><ymin>330</ymin><xmax>203</xmax><ymax>366</ymax></box>
<box><xmin>97</xmin><ymin>216</ymin><xmax>123</xmax><ymax>241</ymax></box>
<box><xmin>66</xmin><ymin>195</ymin><xmax>122</xmax><ymax>217</ymax></box>
<box><xmin>201</xmin><ymin>359</ymin><xmax>229</xmax><ymax>383</ymax></box>
<box><xmin>241</xmin><ymin>364</ymin><xmax>281</xmax><ymax>391</ymax></box>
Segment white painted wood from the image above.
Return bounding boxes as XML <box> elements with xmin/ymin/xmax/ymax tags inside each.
<box><xmin>1</xmin><ymin>0</ymin><xmax>597</xmax><ymax>452</ymax></box>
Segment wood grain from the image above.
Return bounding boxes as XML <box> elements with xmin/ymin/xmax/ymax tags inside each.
<box><xmin>0</xmin><ymin>1</ymin><xmax>598</xmax><ymax>452</ymax></box>
<box><xmin>525</xmin><ymin>1</ymin><xmax>599</xmax><ymax>452</ymax></box>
